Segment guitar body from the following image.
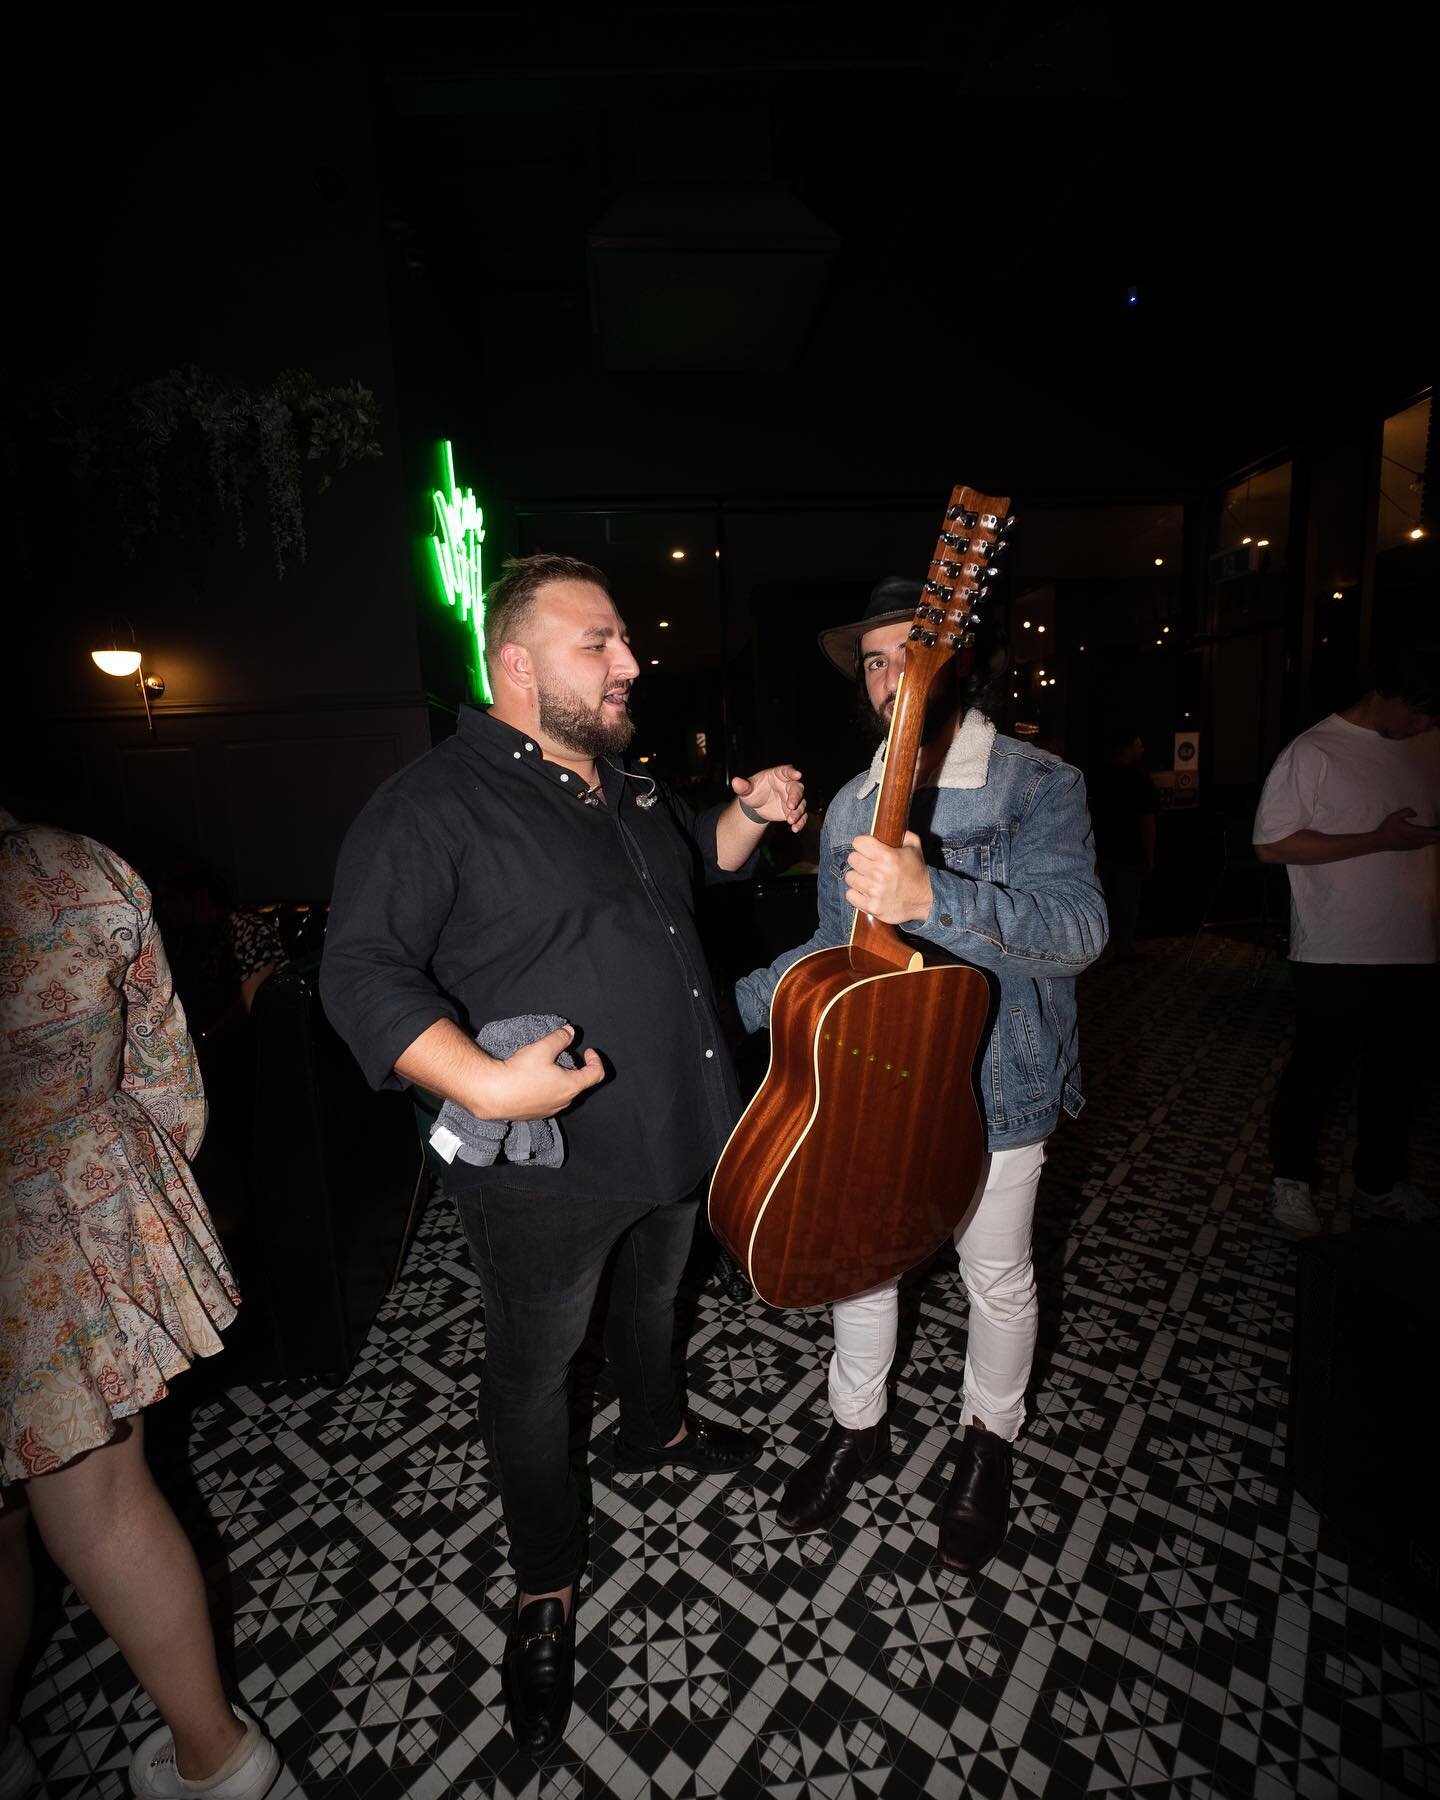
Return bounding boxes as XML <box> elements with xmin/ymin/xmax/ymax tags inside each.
<box><xmin>708</xmin><ymin>944</ymin><xmax>990</xmax><ymax>1308</ymax></box>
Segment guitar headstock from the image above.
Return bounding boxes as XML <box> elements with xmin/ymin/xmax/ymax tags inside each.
<box><xmin>906</xmin><ymin>484</ymin><xmax>1014</xmax><ymax>667</ymax></box>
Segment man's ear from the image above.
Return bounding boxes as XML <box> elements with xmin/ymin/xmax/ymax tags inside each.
<box><xmin>495</xmin><ymin>641</ymin><xmax>533</xmax><ymax>690</ymax></box>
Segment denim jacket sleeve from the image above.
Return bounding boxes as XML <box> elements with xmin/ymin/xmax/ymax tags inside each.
<box><xmin>734</xmin><ymin>803</ymin><xmax>852</xmax><ymax>1033</ymax></box>
<box><xmin>911</xmin><ymin>763</ymin><xmax>1108</xmax><ymax>976</ymax></box>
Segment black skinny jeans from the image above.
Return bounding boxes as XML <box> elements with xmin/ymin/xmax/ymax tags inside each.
<box><xmin>456</xmin><ymin>1185</ymin><xmax>698</xmax><ymax>1592</ymax></box>
<box><xmin>1269</xmin><ymin>962</ymin><xmax>1435</xmax><ymax>1195</ymax></box>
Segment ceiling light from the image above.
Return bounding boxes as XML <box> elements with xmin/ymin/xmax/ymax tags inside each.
<box><xmin>1022</xmin><ymin>619</ymin><xmax>1032</xmax><ymax>629</ymax></box>
<box><xmin>1154</xmin><ymin>557</ymin><xmax>1164</xmax><ymax>567</ymax></box>
<box><xmin>1332</xmin><ymin>590</ymin><xmax>1343</xmax><ymax>599</ymax></box>
<box><xmin>1155</xmin><ymin>638</ymin><xmax>1163</xmax><ymax>646</ymax></box>
<box><xmin>1411</xmin><ymin>527</ymin><xmax>1425</xmax><ymax>540</ymax></box>
<box><xmin>658</xmin><ymin>619</ymin><xmax>670</xmax><ymax>628</ymax></box>
<box><xmin>670</xmin><ymin>549</ymin><xmax>686</xmax><ymax>561</ymax></box>
<box><xmin>649</xmin><ymin>658</ymin><xmax>660</xmax><ymax>666</ymax></box>
<box><xmin>1163</xmin><ymin>626</ymin><xmax>1170</xmax><ymax>634</ymax></box>
<box><xmin>1242</xmin><ymin>536</ymin><xmax>1253</xmax><ymax>545</ymax></box>
<box><xmin>1036</xmin><ymin>624</ymin><xmax>1046</xmax><ymax>633</ymax></box>
<box><xmin>1257</xmin><ymin>538</ymin><xmax>1270</xmax><ymax>547</ymax></box>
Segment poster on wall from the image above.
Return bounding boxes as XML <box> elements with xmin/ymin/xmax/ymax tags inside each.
<box><xmin>1153</xmin><ymin>731</ymin><xmax>1200</xmax><ymax>810</ymax></box>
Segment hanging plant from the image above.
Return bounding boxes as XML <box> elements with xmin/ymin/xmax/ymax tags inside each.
<box><xmin>45</xmin><ymin>365</ymin><xmax>383</xmax><ymax>577</ymax></box>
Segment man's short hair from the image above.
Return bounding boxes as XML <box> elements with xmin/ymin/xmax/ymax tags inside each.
<box><xmin>484</xmin><ymin>554</ymin><xmax>610</xmax><ymax>663</ymax></box>
<box><xmin>1370</xmin><ymin>641</ymin><xmax>1440</xmax><ymax>717</ymax></box>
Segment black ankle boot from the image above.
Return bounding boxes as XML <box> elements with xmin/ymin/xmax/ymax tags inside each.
<box><xmin>776</xmin><ymin>1417</ymin><xmax>890</xmax><ymax>1534</ymax></box>
<box><xmin>938</xmin><ymin>1420</ymin><xmax>1012</xmax><ymax>1574</ymax></box>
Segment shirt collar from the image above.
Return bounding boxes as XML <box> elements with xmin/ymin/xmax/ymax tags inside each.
<box><xmin>456</xmin><ymin>704</ymin><xmax>621</xmax><ymax>806</ymax></box>
<box><xmin>857</xmin><ymin>708</ymin><xmax>997</xmax><ymax>799</ymax></box>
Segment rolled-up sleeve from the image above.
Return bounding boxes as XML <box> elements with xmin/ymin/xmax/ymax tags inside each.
<box><xmin>320</xmin><ymin>788</ymin><xmax>462</xmax><ymax>1090</ymax></box>
<box><xmin>660</xmin><ymin>789</ymin><xmax>760</xmax><ymax>884</ymax></box>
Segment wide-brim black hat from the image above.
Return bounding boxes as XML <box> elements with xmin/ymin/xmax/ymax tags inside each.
<box><xmin>817</xmin><ymin>576</ymin><xmax>922</xmax><ymax>677</ymax></box>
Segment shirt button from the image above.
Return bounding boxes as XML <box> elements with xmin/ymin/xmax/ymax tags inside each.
<box><xmin>668</xmin><ymin>925</ymin><xmax>675</xmax><ymax>933</ymax></box>
<box><xmin>560</xmin><ymin>773</ymin><xmax>569</xmax><ymax>782</ymax></box>
<box><xmin>939</xmin><ymin>912</ymin><xmax>953</xmax><ymax>927</ymax></box>
<box><xmin>524</xmin><ymin>741</ymin><xmax>534</xmax><ymax>751</ymax></box>
<box><xmin>692</xmin><ymin>988</ymin><xmax>699</xmax><ymax>997</ymax></box>
<box><xmin>704</xmin><ymin>1048</ymin><xmax>714</xmax><ymax>1059</ymax></box>
<box><xmin>513</xmin><ymin>750</ymin><xmax>521</xmax><ymax>759</ymax></box>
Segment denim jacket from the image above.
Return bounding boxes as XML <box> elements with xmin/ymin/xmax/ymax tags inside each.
<box><xmin>735</xmin><ymin>711</ymin><xmax>1108</xmax><ymax>1149</ymax></box>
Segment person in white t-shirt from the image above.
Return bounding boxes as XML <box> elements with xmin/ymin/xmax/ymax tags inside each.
<box><xmin>1253</xmin><ymin>645</ymin><xmax>1440</xmax><ymax>1233</ymax></box>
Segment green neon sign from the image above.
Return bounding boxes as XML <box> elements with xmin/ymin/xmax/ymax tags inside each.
<box><xmin>429</xmin><ymin>440</ymin><xmax>491</xmax><ymax>703</ymax></box>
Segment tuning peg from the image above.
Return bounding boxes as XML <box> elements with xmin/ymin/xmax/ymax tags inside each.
<box><xmin>989</xmin><ymin>539</ymin><xmax>1010</xmax><ymax>559</ymax></box>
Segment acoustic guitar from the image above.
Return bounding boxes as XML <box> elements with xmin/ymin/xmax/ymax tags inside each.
<box><xmin>709</xmin><ymin>486</ymin><xmax>1013</xmax><ymax>1308</ymax></box>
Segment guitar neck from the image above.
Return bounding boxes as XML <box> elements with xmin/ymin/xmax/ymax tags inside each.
<box><xmin>850</xmin><ymin>667</ymin><xmax>933</xmax><ymax>966</ymax></box>
<box><xmin>848</xmin><ymin>482</ymin><xmax>1012</xmax><ymax>969</ymax></box>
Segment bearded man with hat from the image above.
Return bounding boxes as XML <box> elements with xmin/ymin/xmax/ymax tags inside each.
<box><xmin>735</xmin><ymin>577</ymin><xmax>1108</xmax><ymax>1572</ymax></box>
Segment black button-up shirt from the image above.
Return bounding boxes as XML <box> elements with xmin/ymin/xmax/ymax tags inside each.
<box><xmin>320</xmin><ymin>704</ymin><xmax>750</xmax><ymax>1204</ymax></box>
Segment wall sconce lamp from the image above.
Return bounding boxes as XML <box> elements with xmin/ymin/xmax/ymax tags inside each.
<box><xmin>91</xmin><ymin>639</ymin><xmax>165</xmax><ymax>731</ymax></box>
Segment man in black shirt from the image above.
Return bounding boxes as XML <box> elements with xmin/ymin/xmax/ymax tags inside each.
<box><xmin>321</xmin><ymin>554</ymin><xmax>805</xmax><ymax>1755</ymax></box>
<box><xmin>1089</xmin><ymin>727</ymin><xmax>1159</xmax><ymax>962</ymax></box>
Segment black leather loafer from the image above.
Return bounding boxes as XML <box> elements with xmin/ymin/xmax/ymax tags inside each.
<box><xmin>501</xmin><ymin>1595</ymin><xmax>574</xmax><ymax>1756</ymax></box>
<box><xmin>612</xmin><ymin>1410</ymin><xmax>760</xmax><ymax>1474</ymax></box>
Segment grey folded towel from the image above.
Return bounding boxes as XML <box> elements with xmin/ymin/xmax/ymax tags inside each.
<box><xmin>431</xmin><ymin>1013</ymin><xmax>577</xmax><ymax>1169</ymax></box>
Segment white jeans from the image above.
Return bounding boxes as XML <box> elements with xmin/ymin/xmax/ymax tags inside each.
<box><xmin>828</xmin><ymin>1140</ymin><xmax>1046</xmax><ymax>1443</ymax></box>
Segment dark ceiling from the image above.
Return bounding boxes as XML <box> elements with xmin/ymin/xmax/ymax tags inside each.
<box><xmin>6</xmin><ymin>4</ymin><xmax>1431</xmax><ymax>506</ymax></box>
<box><xmin>372</xmin><ymin>3</ymin><xmax>1433</xmax><ymax>491</ymax></box>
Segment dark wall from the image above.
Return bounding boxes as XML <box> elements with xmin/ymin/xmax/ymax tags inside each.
<box><xmin>7</xmin><ymin>46</ymin><xmax>444</xmax><ymax>897</ymax></box>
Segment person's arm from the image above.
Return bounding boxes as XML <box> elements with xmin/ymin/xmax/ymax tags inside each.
<box><xmin>843</xmin><ymin>762</ymin><xmax>1108</xmax><ymax>977</ymax></box>
<box><xmin>320</xmin><ymin>789</ymin><xmax>602</xmax><ymax>1118</ymax></box>
<box><xmin>1255</xmin><ymin>811</ymin><xmax>1440</xmax><ymax>864</ymax></box>
<box><xmin>120</xmin><ymin>875</ymin><xmax>207</xmax><ymax>1161</ymax></box>
<box><xmin>394</xmin><ymin>1017</ymin><xmax>603</xmax><ymax>1122</ymax></box>
<box><xmin>733</xmin><ymin>803</ymin><xmax>855</xmax><ymax>1033</ymax></box>
<box><xmin>713</xmin><ymin>764</ymin><xmax>807</xmax><ymax>870</ymax></box>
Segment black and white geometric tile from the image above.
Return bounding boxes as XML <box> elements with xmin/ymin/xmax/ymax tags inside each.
<box><xmin>16</xmin><ymin>937</ymin><xmax>1440</xmax><ymax>1798</ymax></box>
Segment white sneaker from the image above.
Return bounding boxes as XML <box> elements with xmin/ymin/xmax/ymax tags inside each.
<box><xmin>0</xmin><ymin>1727</ymin><xmax>40</xmax><ymax>1800</ymax></box>
<box><xmin>1269</xmin><ymin>1178</ymin><xmax>1322</xmax><ymax>1235</ymax></box>
<box><xmin>129</xmin><ymin>1707</ymin><xmax>280</xmax><ymax>1800</ymax></box>
<box><xmin>1356</xmin><ymin>1178</ymin><xmax>1437</xmax><ymax>1222</ymax></box>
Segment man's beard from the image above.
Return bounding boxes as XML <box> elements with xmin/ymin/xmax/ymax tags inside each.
<box><xmin>538</xmin><ymin>674</ymin><xmax>636</xmax><ymax>758</ymax></box>
<box><xmin>857</xmin><ymin>661</ymin><xmax>962</xmax><ymax>747</ymax></box>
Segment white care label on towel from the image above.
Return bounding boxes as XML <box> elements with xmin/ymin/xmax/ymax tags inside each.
<box><xmin>428</xmin><ymin>1123</ymin><xmax>463</xmax><ymax>1165</ymax></box>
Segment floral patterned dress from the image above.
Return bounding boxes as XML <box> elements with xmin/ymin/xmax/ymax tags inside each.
<box><xmin>0</xmin><ymin>813</ymin><xmax>241</xmax><ymax>1482</ymax></box>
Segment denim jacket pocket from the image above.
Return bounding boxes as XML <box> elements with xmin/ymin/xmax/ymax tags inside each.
<box><xmin>1004</xmin><ymin>1003</ymin><xmax>1047</xmax><ymax>1103</ymax></box>
<box><xmin>940</xmin><ymin>827</ymin><xmax>1009</xmax><ymax>886</ymax></box>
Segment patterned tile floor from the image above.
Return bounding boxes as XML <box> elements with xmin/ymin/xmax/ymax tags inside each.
<box><xmin>15</xmin><ymin>936</ymin><xmax>1440</xmax><ymax>1799</ymax></box>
